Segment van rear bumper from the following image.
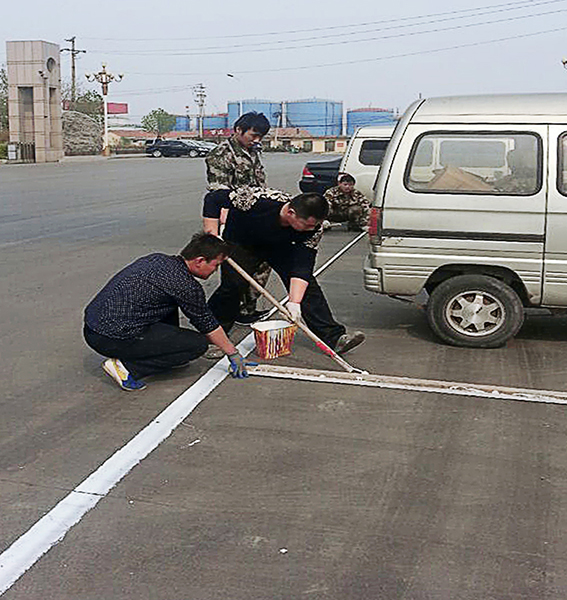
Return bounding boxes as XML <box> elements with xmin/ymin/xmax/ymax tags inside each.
<box><xmin>363</xmin><ymin>255</ymin><xmax>383</xmax><ymax>293</ymax></box>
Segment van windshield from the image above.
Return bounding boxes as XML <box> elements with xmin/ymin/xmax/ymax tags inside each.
<box><xmin>405</xmin><ymin>132</ymin><xmax>541</xmax><ymax>195</ymax></box>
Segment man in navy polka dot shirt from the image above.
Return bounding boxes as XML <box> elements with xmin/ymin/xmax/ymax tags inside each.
<box><xmin>84</xmin><ymin>233</ymin><xmax>253</xmax><ymax>391</ymax></box>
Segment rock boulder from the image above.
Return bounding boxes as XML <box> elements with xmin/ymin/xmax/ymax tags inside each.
<box><xmin>62</xmin><ymin>110</ymin><xmax>102</xmax><ymax>155</ymax></box>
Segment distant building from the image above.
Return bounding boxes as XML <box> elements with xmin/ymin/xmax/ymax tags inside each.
<box><xmin>265</xmin><ymin>127</ymin><xmax>349</xmax><ymax>153</ymax></box>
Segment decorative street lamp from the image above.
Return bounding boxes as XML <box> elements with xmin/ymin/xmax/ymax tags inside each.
<box><xmin>85</xmin><ymin>63</ymin><xmax>123</xmax><ymax>156</ymax></box>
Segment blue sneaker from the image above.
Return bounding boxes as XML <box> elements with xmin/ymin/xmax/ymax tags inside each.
<box><xmin>102</xmin><ymin>358</ymin><xmax>146</xmax><ymax>391</ymax></box>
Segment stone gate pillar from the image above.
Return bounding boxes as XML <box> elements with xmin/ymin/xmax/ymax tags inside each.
<box><xmin>6</xmin><ymin>40</ymin><xmax>64</xmax><ymax>163</ymax></box>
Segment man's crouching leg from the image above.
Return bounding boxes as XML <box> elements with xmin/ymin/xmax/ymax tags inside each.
<box><xmin>85</xmin><ymin>324</ymin><xmax>209</xmax><ymax>391</ymax></box>
<box><xmin>347</xmin><ymin>205</ymin><xmax>365</xmax><ymax>232</ymax></box>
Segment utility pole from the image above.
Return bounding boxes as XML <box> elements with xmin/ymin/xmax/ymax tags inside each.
<box><xmin>192</xmin><ymin>83</ymin><xmax>206</xmax><ymax>139</ymax></box>
<box><xmin>60</xmin><ymin>36</ymin><xmax>86</xmax><ymax>108</ymax></box>
<box><xmin>85</xmin><ymin>63</ymin><xmax>123</xmax><ymax>156</ymax></box>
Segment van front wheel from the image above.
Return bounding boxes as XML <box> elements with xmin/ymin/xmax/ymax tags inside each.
<box><xmin>427</xmin><ymin>275</ymin><xmax>524</xmax><ymax>348</ymax></box>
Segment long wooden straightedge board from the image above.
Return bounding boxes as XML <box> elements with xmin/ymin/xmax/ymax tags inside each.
<box><xmin>248</xmin><ymin>364</ymin><xmax>567</xmax><ymax>405</ymax></box>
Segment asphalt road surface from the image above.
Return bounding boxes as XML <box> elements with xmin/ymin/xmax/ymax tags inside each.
<box><xmin>2</xmin><ymin>153</ymin><xmax>567</xmax><ymax>599</ymax></box>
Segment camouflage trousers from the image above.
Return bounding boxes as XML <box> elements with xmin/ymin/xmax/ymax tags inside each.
<box><xmin>240</xmin><ymin>261</ymin><xmax>271</xmax><ymax>315</ymax></box>
<box><xmin>328</xmin><ymin>205</ymin><xmax>366</xmax><ymax>230</ymax></box>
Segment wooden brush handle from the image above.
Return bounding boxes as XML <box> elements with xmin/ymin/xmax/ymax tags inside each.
<box><xmin>226</xmin><ymin>257</ymin><xmax>356</xmax><ymax>373</ymax></box>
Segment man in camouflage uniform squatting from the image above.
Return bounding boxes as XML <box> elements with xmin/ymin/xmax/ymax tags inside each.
<box><xmin>323</xmin><ymin>173</ymin><xmax>371</xmax><ymax>232</ymax></box>
<box><xmin>205</xmin><ymin>111</ymin><xmax>275</xmax><ymax>325</ymax></box>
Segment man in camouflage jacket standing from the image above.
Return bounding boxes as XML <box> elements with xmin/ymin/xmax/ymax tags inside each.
<box><xmin>205</xmin><ymin>111</ymin><xmax>272</xmax><ymax>324</ymax></box>
<box><xmin>323</xmin><ymin>173</ymin><xmax>371</xmax><ymax>232</ymax></box>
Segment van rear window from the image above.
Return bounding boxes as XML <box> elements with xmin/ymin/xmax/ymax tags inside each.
<box><xmin>405</xmin><ymin>133</ymin><xmax>541</xmax><ymax>195</ymax></box>
<box><xmin>359</xmin><ymin>140</ymin><xmax>389</xmax><ymax>166</ymax></box>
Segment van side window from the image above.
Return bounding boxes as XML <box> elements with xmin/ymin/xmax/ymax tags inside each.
<box><xmin>557</xmin><ymin>133</ymin><xmax>567</xmax><ymax>195</ymax></box>
<box><xmin>359</xmin><ymin>140</ymin><xmax>390</xmax><ymax>166</ymax></box>
<box><xmin>405</xmin><ymin>133</ymin><xmax>541</xmax><ymax>195</ymax></box>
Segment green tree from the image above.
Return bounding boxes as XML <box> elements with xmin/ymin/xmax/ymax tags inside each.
<box><xmin>0</xmin><ymin>64</ymin><xmax>8</xmax><ymax>133</ymax></box>
<box><xmin>61</xmin><ymin>78</ymin><xmax>88</xmax><ymax>109</ymax></box>
<box><xmin>72</xmin><ymin>89</ymin><xmax>104</xmax><ymax>126</ymax></box>
<box><xmin>141</xmin><ymin>108</ymin><xmax>176</xmax><ymax>137</ymax></box>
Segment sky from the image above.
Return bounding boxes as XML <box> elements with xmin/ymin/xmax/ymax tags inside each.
<box><xmin>2</xmin><ymin>0</ymin><xmax>567</xmax><ymax>123</ymax></box>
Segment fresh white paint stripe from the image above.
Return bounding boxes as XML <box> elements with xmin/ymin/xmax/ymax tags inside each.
<box><xmin>0</xmin><ymin>336</ymin><xmax>256</xmax><ymax>595</ymax></box>
<box><xmin>0</xmin><ymin>233</ymin><xmax>365</xmax><ymax>594</ymax></box>
<box><xmin>248</xmin><ymin>364</ymin><xmax>567</xmax><ymax>406</ymax></box>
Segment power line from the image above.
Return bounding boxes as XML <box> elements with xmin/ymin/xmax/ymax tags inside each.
<box><xmin>81</xmin><ymin>0</ymin><xmax>565</xmax><ymax>42</ymax></box>
<box><xmin>97</xmin><ymin>24</ymin><xmax>567</xmax><ymax>96</ymax></box>
<box><xmin>86</xmin><ymin>7</ymin><xmax>567</xmax><ymax>57</ymax></box>
<box><xmin>180</xmin><ymin>0</ymin><xmax>567</xmax><ymax>51</ymax></box>
<box><xmin>234</xmin><ymin>24</ymin><xmax>567</xmax><ymax>74</ymax></box>
<box><xmin>89</xmin><ymin>0</ymin><xmax>567</xmax><ymax>54</ymax></box>
<box><xmin>118</xmin><ymin>84</ymin><xmax>197</xmax><ymax>96</ymax></box>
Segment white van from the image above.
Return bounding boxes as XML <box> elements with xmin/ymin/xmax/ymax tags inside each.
<box><xmin>340</xmin><ymin>125</ymin><xmax>395</xmax><ymax>199</ymax></box>
<box><xmin>364</xmin><ymin>93</ymin><xmax>567</xmax><ymax>348</ymax></box>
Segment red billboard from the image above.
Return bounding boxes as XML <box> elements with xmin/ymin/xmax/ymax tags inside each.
<box><xmin>107</xmin><ymin>102</ymin><xmax>128</xmax><ymax>115</ymax></box>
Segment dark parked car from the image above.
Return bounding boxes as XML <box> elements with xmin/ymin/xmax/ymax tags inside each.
<box><xmin>145</xmin><ymin>140</ymin><xmax>209</xmax><ymax>158</ymax></box>
<box><xmin>298</xmin><ymin>156</ymin><xmax>342</xmax><ymax>195</ymax></box>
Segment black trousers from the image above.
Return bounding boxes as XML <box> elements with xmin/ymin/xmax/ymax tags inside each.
<box><xmin>208</xmin><ymin>245</ymin><xmax>346</xmax><ymax>348</ymax></box>
<box><xmin>84</xmin><ymin>311</ymin><xmax>208</xmax><ymax>380</ymax></box>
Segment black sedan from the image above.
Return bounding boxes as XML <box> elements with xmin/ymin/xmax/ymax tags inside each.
<box><xmin>146</xmin><ymin>140</ymin><xmax>209</xmax><ymax>158</ymax></box>
<box><xmin>298</xmin><ymin>156</ymin><xmax>342</xmax><ymax>195</ymax></box>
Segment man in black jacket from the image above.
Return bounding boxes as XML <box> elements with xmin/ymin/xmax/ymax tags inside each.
<box><xmin>203</xmin><ymin>190</ymin><xmax>365</xmax><ymax>354</ymax></box>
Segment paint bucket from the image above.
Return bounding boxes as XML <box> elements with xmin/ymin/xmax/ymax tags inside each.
<box><xmin>251</xmin><ymin>320</ymin><xmax>297</xmax><ymax>359</ymax></box>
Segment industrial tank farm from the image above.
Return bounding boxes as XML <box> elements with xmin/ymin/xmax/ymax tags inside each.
<box><xmin>177</xmin><ymin>99</ymin><xmax>397</xmax><ymax>136</ymax></box>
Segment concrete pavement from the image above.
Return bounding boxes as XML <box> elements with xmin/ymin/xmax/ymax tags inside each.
<box><xmin>2</xmin><ymin>155</ymin><xmax>567</xmax><ymax>599</ymax></box>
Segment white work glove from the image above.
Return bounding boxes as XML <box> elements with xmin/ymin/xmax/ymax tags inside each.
<box><xmin>286</xmin><ymin>302</ymin><xmax>302</xmax><ymax>323</ymax></box>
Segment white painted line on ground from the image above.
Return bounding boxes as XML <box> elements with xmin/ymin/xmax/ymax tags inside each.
<box><xmin>248</xmin><ymin>364</ymin><xmax>567</xmax><ymax>405</ymax></box>
<box><xmin>0</xmin><ymin>233</ymin><xmax>364</xmax><ymax>595</ymax></box>
<box><xmin>0</xmin><ymin>336</ymin><xmax>255</xmax><ymax>595</ymax></box>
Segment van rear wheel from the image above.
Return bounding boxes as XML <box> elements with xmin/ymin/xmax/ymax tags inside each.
<box><xmin>427</xmin><ymin>275</ymin><xmax>524</xmax><ymax>348</ymax></box>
